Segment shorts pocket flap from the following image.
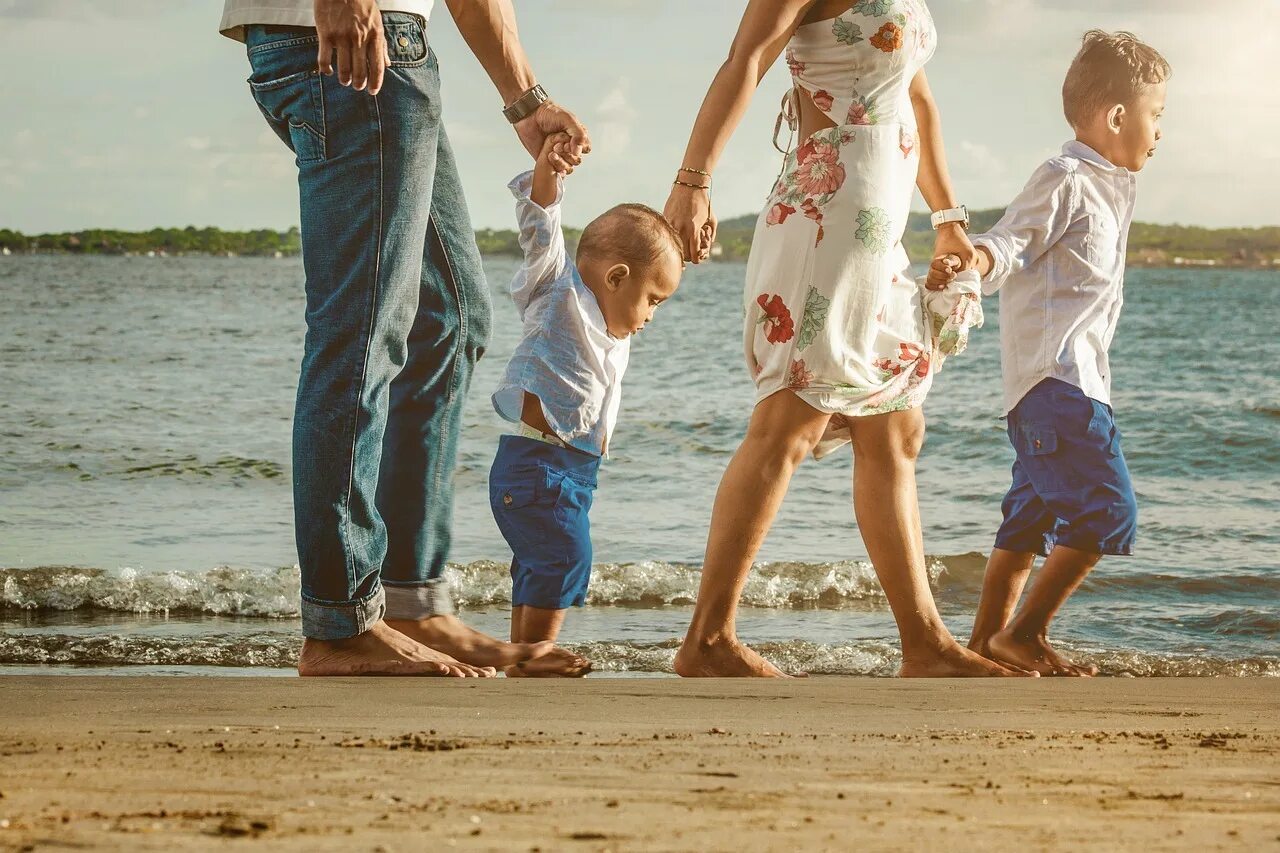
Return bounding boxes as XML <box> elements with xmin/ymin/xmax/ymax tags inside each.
<box><xmin>1022</xmin><ymin>424</ymin><xmax>1058</xmax><ymax>455</ymax></box>
<box><xmin>494</xmin><ymin>481</ymin><xmax>540</xmax><ymax>510</ymax></box>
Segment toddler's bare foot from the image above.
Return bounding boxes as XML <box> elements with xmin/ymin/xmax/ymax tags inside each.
<box><xmin>504</xmin><ymin>647</ymin><xmax>592</xmax><ymax>678</ymax></box>
<box><xmin>899</xmin><ymin>641</ymin><xmax>1038</xmax><ymax>678</ymax></box>
<box><xmin>297</xmin><ymin>621</ymin><xmax>494</xmax><ymax>677</ymax></box>
<box><xmin>386</xmin><ymin>614</ymin><xmax>553</xmax><ymax>670</ymax></box>
<box><xmin>674</xmin><ymin>635</ymin><xmax>798</xmax><ymax>678</ymax></box>
<box><xmin>987</xmin><ymin>628</ymin><xmax>1096</xmax><ymax>676</ymax></box>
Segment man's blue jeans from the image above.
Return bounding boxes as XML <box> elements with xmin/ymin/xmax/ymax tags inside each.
<box><xmin>245</xmin><ymin>14</ymin><xmax>491</xmax><ymax>639</ymax></box>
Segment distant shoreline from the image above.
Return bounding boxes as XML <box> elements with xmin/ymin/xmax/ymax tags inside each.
<box><xmin>4</xmin><ymin>210</ymin><xmax>1279</xmax><ymax>270</ymax></box>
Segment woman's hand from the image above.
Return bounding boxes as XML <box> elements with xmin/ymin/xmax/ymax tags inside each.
<box><xmin>933</xmin><ymin>222</ymin><xmax>977</xmax><ymax>269</ymax></box>
<box><xmin>663</xmin><ymin>183</ymin><xmax>715</xmax><ymax>264</ymax></box>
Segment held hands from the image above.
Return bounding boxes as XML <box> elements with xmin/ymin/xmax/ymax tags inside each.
<box><xmin>315</xmin><ymin>0</ymin><xmax>391</xmax><ymax>95</ymax></box>
<box><xmin>537</xmin><ymin>132</ymin><xmax>579</xmax><ymax>176</ymax></box>
<box><xmin>663</xmin><ymin>184</ymin><xmax>717</xmax><ymax>264</ymax></box>
<box><xmin>925</xmin><ymin>223</ymin><xmax>979</xmax><ymax>291</ymax></box>
<box><xmin>516</xmin><ymin>103</ymin><xmax>591</xmax><ymax>175</ymax></box>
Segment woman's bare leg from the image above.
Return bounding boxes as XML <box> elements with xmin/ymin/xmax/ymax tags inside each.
<box><xmin>848</xmin><ymin>410</ymin><xmax>1032</xmax><ymax>677</ymax></box>
<box><xmin>674</xmin><ymin>391</ymin><xmax>831</xmax><ymax>677</ymax></box>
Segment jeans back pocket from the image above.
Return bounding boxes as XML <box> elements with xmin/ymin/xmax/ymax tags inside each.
<box><xmin>249</xmin><ymin>69</ymin><xmax>327</xmax><ymax>164</ymax></box>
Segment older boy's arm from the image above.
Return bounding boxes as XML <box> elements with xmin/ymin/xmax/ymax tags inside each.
<box><xmin>972</xmin><ymin>166</ymin><xmax>1076</xmax><ymax>293</ymax></box>
<box><xmin>443</xmin><ymin>0</ymin><xmax>590</xmax><ymax>170</ymax></box>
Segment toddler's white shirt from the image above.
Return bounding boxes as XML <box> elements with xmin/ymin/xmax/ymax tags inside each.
<box><xmin>492</xmin><ymin>172</ymin><xmax>629</xmax><ymax>457</ymax></box>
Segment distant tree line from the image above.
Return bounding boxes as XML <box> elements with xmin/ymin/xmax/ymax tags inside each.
<box><xmin>4</xmin><ymin>214</ymin><xmax>1279</xmax><ymax>268</ymax></box>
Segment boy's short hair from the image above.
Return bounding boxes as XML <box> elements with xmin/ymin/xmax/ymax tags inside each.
<box><xmin>1062</xmin><ymin>30</ymin><xmax>1170</xmax><ymax>128</ymax></box>
<box><xmin>577</xmin><ymin>204</ymin><xmax>683</xmax><ymax>271</ymax></box>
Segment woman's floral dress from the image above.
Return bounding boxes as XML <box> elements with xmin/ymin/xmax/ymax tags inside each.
<box><xmin>745</xmin><ymin>0</ymin><xmax>937</xmax><ymax>457</ymax></box>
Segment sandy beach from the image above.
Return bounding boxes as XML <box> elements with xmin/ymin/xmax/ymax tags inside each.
<box><xmin>0</xmin><ymin>677</ymin><xmax>1275</xmax><ymax>851</ymax></box>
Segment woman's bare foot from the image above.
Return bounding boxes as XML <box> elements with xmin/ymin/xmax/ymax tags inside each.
<box><xmin>899</xmin><ymin>641</ymin><xmax>1039</xmax><ymax>678</ymax></box>
<box><xmin>674</xmin><ymin>635</ymin><xmax>796</xmax><ymax>678</ymax></box>
<box><xmin>385</xmin><ymin>614</ymin><xmax>553</xmax><ymax>670</ymax></box>
<box><xmin>987</xmin><ymin>629</ymin><xmax>1096</xmax><ymax>677</ymax></box>
<box><xmin>504</xmin><ymin>647</ymin><xmax>593</xmax><ymax>678</ymax></box>
<box><xmin>297</xmin><ymin>621</ymin><xmax>495</xmax><ymax>677</ymax></box>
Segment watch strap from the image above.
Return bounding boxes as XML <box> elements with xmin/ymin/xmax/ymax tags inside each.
<box><xmin>931</xmin><ymin>205</ymin><xmax>969</xmax><ymax>230</ymax></box>
<box><xmin>503</xmin><ymin>85</ymin><xmax>548</xmax><ymax>124</ymax></box>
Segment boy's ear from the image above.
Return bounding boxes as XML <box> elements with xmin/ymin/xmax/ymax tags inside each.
<box><xmin>606</xmin><ymin>263</ymin><xmax>630</xmax><ymax>292</ymax></box>
<box><xmin>1107</xmin><ymin>103</ymin><xmax>1126</xmax><ymax>134</ymax></box>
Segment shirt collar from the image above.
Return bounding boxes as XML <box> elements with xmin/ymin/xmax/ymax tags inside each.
<box><xmin>1062</xmin><ymin>139</ymin><xmax>1131</xmax><ymax>177</ymax></box>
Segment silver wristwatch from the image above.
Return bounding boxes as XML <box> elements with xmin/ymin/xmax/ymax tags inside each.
<box><xmin>503</xmin><ymin>85</ymin><xmax>549</xmax><ymax>124</ymax></box>
<box><xmin>930</xmin><ymin>205</ymin><xmax>969</xmax><ymax>230</ymax></box>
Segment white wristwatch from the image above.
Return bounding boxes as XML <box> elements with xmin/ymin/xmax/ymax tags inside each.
<box><xmin>930</xmin><ymin>205</ymin><xmax>969</xmax><ymax>230</ymax></box>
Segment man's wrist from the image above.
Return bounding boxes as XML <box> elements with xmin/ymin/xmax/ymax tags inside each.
<box><xmin>503</xmin><ymin>85</ymin><xmax>548</xmax><ymax>124</ymax></box>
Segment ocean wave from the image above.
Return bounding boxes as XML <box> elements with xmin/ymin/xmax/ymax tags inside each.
<box><xmin>4</xmin><ymin>558</ymin><xmax>1277</xmax><ymax>616</ymax></box>
<box><xmin>0</xmin><ymin>560</ymin><xmax>921</xmax><ymax>615</ymax></box>
<box><xmin>2</xmin><ymin>632</ymin><xmax>1275</xmax><ymax>677</ymax></box>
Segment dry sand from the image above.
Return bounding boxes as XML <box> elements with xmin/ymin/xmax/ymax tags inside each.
<box><xmin>0</xmin><ymin>676</ymin><xmax>1276</xmax><ymax>851</ymax></box>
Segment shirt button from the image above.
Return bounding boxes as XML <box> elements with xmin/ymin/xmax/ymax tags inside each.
<box><xmin>503</xmin><ymin>493</ymin><xmax>513</xmax><ymax>506</ymax></box>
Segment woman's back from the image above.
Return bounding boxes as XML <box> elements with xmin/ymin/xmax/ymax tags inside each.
<box><xmin>785</xmin><ymin>0</ymin><xmax>936</xmax><ymax>131</ymax></box>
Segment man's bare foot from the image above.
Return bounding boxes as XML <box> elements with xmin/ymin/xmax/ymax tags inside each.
<box><xmin>504</xmin><ymin>647</ymin><xmax>593</xmax><ymax>678</ymax></box>
<box><xmin>987</xmin><ymin>628</ymin><xmax>1097</xmax><ymax>676</ymax></box>
<box><xmin>899</xmin><ymin>641</ymin><xmax>1039</xmax><ymax>677</ymax></box>
<box><xmin>385</xmin><ymin>614</ymin><xmax>553</xmax><ymax>670</ymax></box>
<box><xmin>297</xmin><ymin>621</ymin><xmax>495</xmax><ymax>677</ymax></box>
<box><xmin>674</xmin><ymin>635</ymin><xmax>796</xmax><ymax>678</ymax></box>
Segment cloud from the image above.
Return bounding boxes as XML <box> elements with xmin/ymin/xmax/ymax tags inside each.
<box><xmin>594</xmin><ymin>82</ymin><xmax>637</xmax><ymax>157</ymax></box>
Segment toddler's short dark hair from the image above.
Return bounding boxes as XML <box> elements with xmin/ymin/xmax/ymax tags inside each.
<box><xmin>577</xmin><ymin>204</ymin><xmax>683</xmax><ymax>271</ymax></box>
<box><xmin>1062</xmin><ymin>30</ymin><xmax>1170</xmax><ymax>128</ymax></box>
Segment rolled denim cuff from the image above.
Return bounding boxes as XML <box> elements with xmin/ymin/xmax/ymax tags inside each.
<box><xmin>300</xmin><ymin>584</ymin><xmax>385</xmax><ymax>640</ymax></box>
<box><xmin>383</xmin><ymin>578</ymin><xmax>455</xmax><ymax>620</ymax></box>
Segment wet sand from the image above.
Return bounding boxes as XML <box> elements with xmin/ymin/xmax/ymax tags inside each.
<box><xmin>0</xmin><ymin>676</ymin><xmax>1276</xmax><ymax>851</ymax></box>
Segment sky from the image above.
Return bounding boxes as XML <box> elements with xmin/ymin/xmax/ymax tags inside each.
<box><xmin>0</xmin><ymin>0</ymin><xmax>1277</xmax><ymax>233</ymax></box>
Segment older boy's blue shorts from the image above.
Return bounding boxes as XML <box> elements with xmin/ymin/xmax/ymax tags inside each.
<box><xmin>489</xmin><ymin>434</ymin><xmax>599</xmax><ymax>609</ymax></box>
<box><xmin>995</xmin><ymin>378</ymin><xmax>1137</xmax><ymax>557</ymax></box>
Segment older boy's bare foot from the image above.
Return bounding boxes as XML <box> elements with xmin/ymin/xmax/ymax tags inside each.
<box><xmin>987</xmin><ymin>628</ymin><xmax>1096</xmax><ymax>676</ymax></box>
<box><xmin>899</xmin><ymin>641</ymin><xmax>1038</xmax><ymax>677</ymax></box>
<box><xmin>504</xmin><ymin>647</ymin><xmax>593</xmax><ymax>678</ymax></box>
<box><xmin>674</xmin><ymin>636</ymin><xmax>798</xmax><ymax>678</ymax></box>
<box><xmin>297</xmin><ymin>621</ymin><xmax>495</xmax><ymax>677</ymax></box>
<box><xmin>385</xmin><ymin>614</ymin><xmax>553</xmax><ymax>670</ymax></box>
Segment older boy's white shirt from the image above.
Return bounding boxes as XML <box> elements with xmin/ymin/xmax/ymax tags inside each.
<box><xmin>493</xmin><ymin>171</ymin><xmax>629</xmax><ymax>457</ymax></box>
<box><xmin>219</xmin><ymin>0</ymin><xmax>434</xmax><ymax>41</ymax></box>
<box><xmin>972</xmin><ymin>140</ymin><xmax>1137</xmax><ymax>415</ymax></box>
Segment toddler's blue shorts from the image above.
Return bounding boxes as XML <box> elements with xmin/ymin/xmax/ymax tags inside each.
<box><xmin>489</xmin><ymin>434</ymin><xmax>599</xmax><ymax>609</ymax></box>
<box><xmin>995</xmin><ymin>378</ymin><xmax>1137</xmax><ymax>557</ymax></box>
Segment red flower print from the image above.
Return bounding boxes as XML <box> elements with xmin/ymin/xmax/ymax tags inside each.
<box><xmin>874</xmin><ymin>356</ymin><xmax>902</xmax><ymax>377</ymax></box>
<box><xmin>870</xmin><ymin>22</ymin><xmax>903</xmax><ymax>53</ymax></box>
<box><xmin>793</xmin><ymin>138</ymin><xmax>846</xmax><ymax>197</ymax></box>
<box><xmin>785</xmin><ymin>49</ymin><xmax>805</xmax><ymax>77</ymax></box>
<box><xmin>800</xmin><ymin>199</ymin><xmax>825</xmax><ymax>246</ymax></box>
<box><xmin>756</xmin><ymin>294</ymin><xmax>795</xmax><ymax>344</ymax></box>
<box><xmin>914</xmin><ymin>353</ymin><xmax>931</xmax><ymax>378</ymax></box>
<box><xmin>899</xmin><ymin>128</ymin><xmax>916</xmax><ymax>158</ymax></box>
<box><xmin>898</xmin><ymin>342</ymin><xmax>923</xmax><ymax>362</ymax></box>
<box><xmin>811</xmin><ymin>89</ymin><xmax>834</xmax><ymax>112</ymax></box>
<box><xmin>846</xmin><ymin>101</ymin><xmax>871</xmax><ymax>126</ymax></box>
<box><xmin>766</xmin><ymin>202</ymin><xmax>796</xmax><ymax>226</ymax></box>
<box><xmin>787</xmin><ymin>358</ymin><xmax>814</xmax><ymax>389</ymax></box>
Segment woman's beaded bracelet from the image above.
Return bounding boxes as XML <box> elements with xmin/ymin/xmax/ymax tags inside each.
<box><xmin>672</xmin><ymin>179</ymin><xmax>711</xmax><ymax>191</ymax></box>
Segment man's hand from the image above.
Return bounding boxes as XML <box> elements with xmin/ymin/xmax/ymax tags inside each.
<box><xmin>315</xmin><ymin>0</ymin><xmax>391</xmax><ymax>95</ymax></box>
<box><xmin>514</xmin><ymin>101</ymin><xmax>591</xmax><ymax>174</ymax></box>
